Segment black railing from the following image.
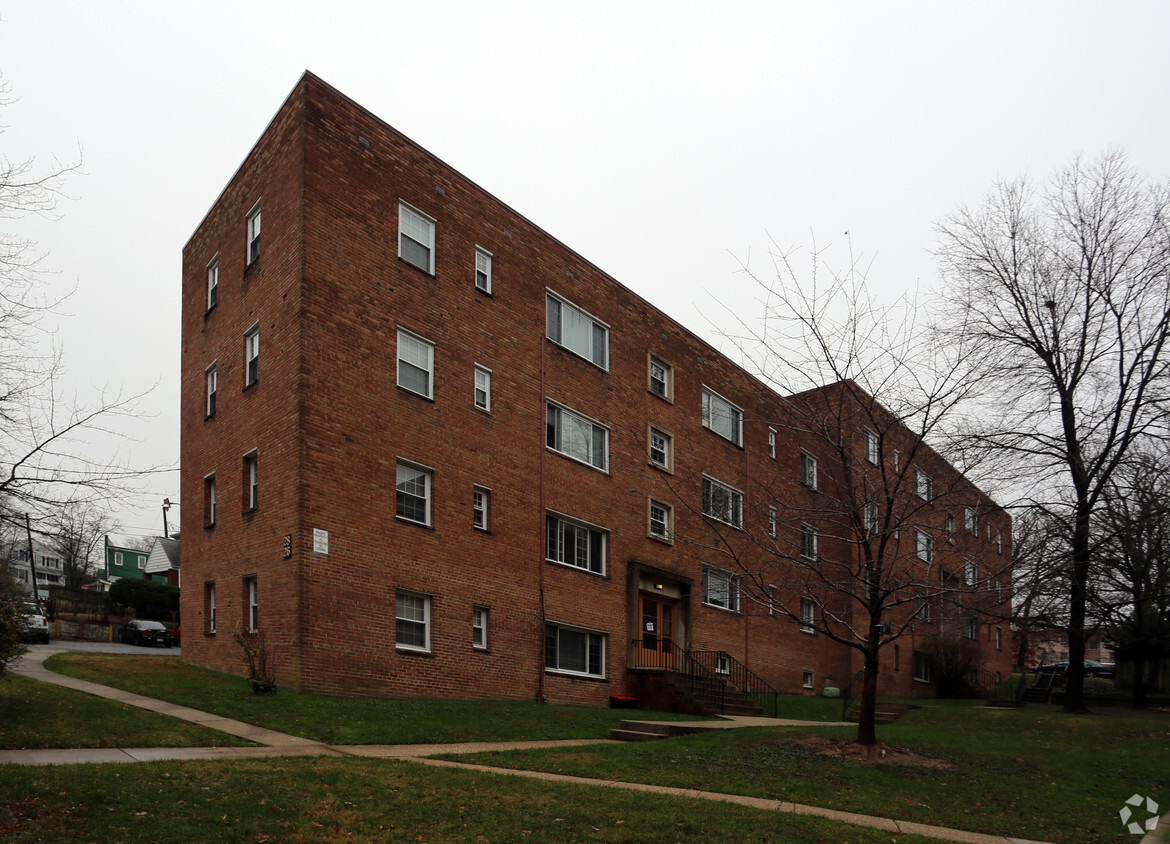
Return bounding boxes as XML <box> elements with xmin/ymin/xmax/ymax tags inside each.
<box><xmin>688</xmin><ymin>649</ymin><xmax>783</xmax><ymax>717</ymax></box>
<box><xmin>839</xmin><ymin>668</ymin><xmax>866</xmax><ymax>721</ymax></box>
<box><xmin>631</xmin><ymin>639</ymin><xmax>725</xmax><ymax>713</ymax></box>
<box><xmin>974</xmin><ymin>666</ymin><xmax>1027</xmax><ymax>704</ymax></box>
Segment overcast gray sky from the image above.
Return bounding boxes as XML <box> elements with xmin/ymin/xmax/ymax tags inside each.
<box><xmin>3</xmin><ymin>1</ymin><xmax>1168</xmax><ymax>541</ymax></box>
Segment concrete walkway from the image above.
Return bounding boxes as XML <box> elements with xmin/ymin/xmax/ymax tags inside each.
<box><xmin>0</xmin><ymin>649</ymin><xmax>1086</xmax><ymax>844</ymax></box>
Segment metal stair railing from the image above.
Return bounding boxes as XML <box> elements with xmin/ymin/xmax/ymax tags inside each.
<box><xmin>631</xmin><ymin>639</ymin><xmax>725</xmax><ymax>713</ymax></box>
<box><xmin>974</xmin><ymin>666</ymin><xmax>1027</xmax><ymax>704</ymax></box>
<box><xmin>839</xmin><ymin>668</ymin><xmax>866</xmax><ymax>721</ymax></box>
<box><xmin>687</xmin><ymin>649</ymin><xmax>783</xmax><ymax>717</ymax></box>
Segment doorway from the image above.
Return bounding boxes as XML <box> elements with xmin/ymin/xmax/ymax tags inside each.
<box><xmin>637</xmin><ymin>592</ymin><xmax>677</xmax><ymax>669</ymax></box>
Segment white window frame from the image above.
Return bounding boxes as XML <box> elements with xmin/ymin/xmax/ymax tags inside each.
<box><xmin>245</xmin><ymin>576</ymin><xmax>258</xmax><ymax>632</ymax></box>
<box><xmin>800</xmin><ymin>451</ymin><xmax>818</xmax><ymax>490</ymax></box>
<box><xmin>474</xmin><ymin>247</ymin><xmax>492</xmax><ymax>293</ymax></box>
<box><xmin>396</xmin><ymin>460</ymin><xmax>433</xmax><ymax>526</ymax></box>
<box><xmin>701</xmin><ymin>387</ymin><xmax>742</xmax><ymax>446</ymax></box>
<box><xmin>205</xmin><ymin>472</ymin><xmax>217</xmax><ymax>527</ymax></box>
<box><xmin>207</xmin><ymin>582</ymin><xmax>216</xmax><ymax>634</ymax></box>
<box><xmin>802</xmin><ymin>669</ymin><xmax>815</xmax><ymax>689</ymax></box>
<box><xmin>399</xmin><ymin>202</ymin><xmax>435</xmax><ymax>274</ymax></box>
<box><xmin>648</xmin><ymin>354</ymin><xmax>672</xmax><ymax>401</ymax></box>
<box><xmin>914</xmin><ymin>593</ymin><xmax>931</xmax><ymax>622</ymax></box>
<box><xmin>472</xmin><ymin>485</ymin><xmax>490</xmax><ymax>531</ymax></box>
<box><xmin>473</xmin><ymin>364</ymin><xmax>491</xmax><ymax>411</ymax></box>
<box><xmin>864</xmin><ymin>429</ymin><xmax>879</xmax><ymax>464</ymax></box>
<box><xmin>768</xmin><ymin>428</ymin><xmax>777</xmax><ymax>460</ymax></box>
<box><xmin>395</xmin><ymin>589</ymin><xmax>431</xmax><ymax>652</ymax></box>
<box><xmin>545</xmin><ymin>622</ymin><xmax>606</xmax><ymax>678</ymax></box>
<box><xmin>702</xmin><ymin>475</ymin><xmax>743</xmax><ymax>529</ymax></box>
<box><xmin>546</xmin><ymin>401</ymin><xmax>608</xmax><ymax>472</ymax></box>
<box><xmin>114</xmin><ymin>551</ymin><xmax>123</xmax><ymax>567</ymax></box>
<box><xmin>916</xmin><ymin>469</ymin><xmax>933</xmax><ymax>501</ymax></box>
<box><xmin>244</xmin><ymin>450</ymin><xmax>258</xmax><ymax>511</ymax></box>
<box><xmin>473</xmin><ymin>606</ymin><xmax>488</xmax><ymax>649</ymax></box>
<box><xmin>546</xmin><ymin>511</ymin><xmax>606</xmax><ymax>575</ymax></box>
<box><xmin>397</xmin><ymin>329</ymin><xmax>435</xmax><ymax>399</ymax></box>
<box><xmin>864</xmin><ymin>500</ymin><xmax>880</xmax><ymax>536</ymax></box>
<box><xmin>715</xmin><ymin>653</ymin><xmax>731</xmax><ymax>675</ymax></box>
<box><xmin>964</xmin><ymin>559</ymin><xmax>978</xmax><ymax>587</ymax></box>
<box><xmin>915</xmin><ymin>529</ymin><xmax>934</xmax><ymax>563</ymax></box>
<box><xmin>768</xmin><ymin>506</ymin><xmax>777</xmax><ymax>538</ymax></box>
<box><xmin>244</xmin><ymin>325</ymin><xmax>259</xmax><ymax>387</ymax></box>
<box><xmin>207</xmin><ymin>254</ymin><xmax>219</xmax><ymax>309</ymax></box>
<box><xmin>206</xmin><ymin>363</ymin><xmax>217</xmax><ymax>417</ymax></box>
<box><xmin>800</xmin><ymin>523</ymin><xmax>818</xmax><ymax>559</ymax></box>
<box><xmin>702</xmin><ymin>565</ymin><xmax>740</xmax><ymax>612</ymax></box>
<box><xmin>964</xmin><ymin>506</ymin><xmax>978</xmax><ymax>536</ymax></box>
<box><xmin>545</xmin><ymin>290</ymin><xmax>609</xmax><ymax>369</ymax></box>
<box><xmin>246</xmin><ymin>201</ymin><xmax>261</xmax><ymax>265</ymax></box>
<box><xmin>648</xmin><ymin>498</ymin><xmax>672</xmax><ymax>542</ymax></box>
<box><xmin>945</xmin><ymin>513</ymin><xmax>955</xmax><ymax>543</ymax></box>
<box><xmin>647</xmin><ymin>425</ymin><xmax>673</xmax><ymax>471</ymax></box>
<box><xmin>800</xmin><ymin>598</ymin><xmax>815</xmax><ymax>633</ymax></box>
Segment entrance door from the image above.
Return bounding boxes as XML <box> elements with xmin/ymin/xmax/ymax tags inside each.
<box><xmin>637</xmin><ymin>593</ymin><xmax>676</xmax><ymax>669</ymax></box>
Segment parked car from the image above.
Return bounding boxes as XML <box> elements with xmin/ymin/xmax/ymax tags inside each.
<box><xmin>118</xmin><ymin>620</ymin><xmax>178</xmax><ymax>648</ymax></box>
<box><xmin>1033</xmin><ymin>659</ymin><xmax>1115</xmax><ymax>678</ymax></box>
<box><xmin>20</xmin><ymin>605</ymin><xmax>50</xmax><ymax>644</ymax></box>
<box><xmin>166</xmin><ymin>626</ymin><xmax>181</xmax><ymax>644</ymax></box>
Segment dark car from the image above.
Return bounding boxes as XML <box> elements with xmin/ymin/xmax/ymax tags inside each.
<box><xmin>1033</xmin><ymin>659</ymin><xmax>1115</xmax><ymax>679</ymax></box>
<box><xmin>119</xmin><ymin>620</ymin><xmax>178</xmax><ymax>648</ymax></box>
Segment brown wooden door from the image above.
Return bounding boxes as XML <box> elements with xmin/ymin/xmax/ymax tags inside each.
<box><xmin>637</xmin><ymin>593</ymin><xmax>676</xmax><ymax>669</ymax></box>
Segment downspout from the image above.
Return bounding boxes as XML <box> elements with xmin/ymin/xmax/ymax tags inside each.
<box><xmin>537</xmin><ymin>327</ymin><xmax>547</xmax><ymax>703</ymax></box>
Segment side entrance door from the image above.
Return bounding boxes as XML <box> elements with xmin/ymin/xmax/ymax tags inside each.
<box><xmin>637</xmin><ymin>593</ymin><xmax>677</xmax><ymax>669</ymax></box>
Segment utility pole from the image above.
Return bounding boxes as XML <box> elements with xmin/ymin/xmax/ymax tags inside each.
<box><xmin>25</xmin><ymin>513</ymin><xmax>41</xmax><ymax>607</ymax></box>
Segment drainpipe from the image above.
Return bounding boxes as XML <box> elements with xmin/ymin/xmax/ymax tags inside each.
<box><xmin>537</xmin><ymin>326</ymin><xmax>547</xmax><ymax>703</ymax></box>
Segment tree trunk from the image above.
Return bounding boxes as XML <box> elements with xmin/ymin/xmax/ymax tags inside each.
<box><xmin>1062</xmin><ymin>501</ymin><xmax>1092</xmax><ymax>714</ymax></box>
<box><xmin>855</xmin><ymin>632</ymin><xmax>881</xmax><ymax>746</ymax></box>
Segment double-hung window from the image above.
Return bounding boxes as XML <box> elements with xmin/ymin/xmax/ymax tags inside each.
<box><xmin>474</xmin><ymin>365</ymin><xmax>491</xmax><ymax>411</ymax></box>
<box><xmin>545</xmin><ymin>623</ymin><xmax>605</xmax><ymax>677</ymax></box>
<box><xmin>246</xmin><ymin>202</ymin><xmax>261</xmax><ymax>265</ymax></box>
<box><xmin>648</xmin><ymin>499</ymin><xmax>672</xmax><ymax>541</ymax></box>
<box><xmin>396</xmin><ymin>461</ymin><xmax>432</xmax><ymax>526</ymax></box>
<box><xmin>396</xmin><ymin>589</ymin><xmax>431</xmax><ymax>651</ymax></box>
<box><xmin>206</xmin><ymin>364</ymin><xmax>217</xmax><ymax>417</ymax></box>
<box><xmin>647</xmin><ymin>426</ymin><xmax>672</xmax><ymax>471</ymax></box>
<box><xmin>243</xmin><ymin>451</ymin><xmax>258</xmax><ymax>511</ymax></box>
<box><xmin>546</xmin><ymin>512</ymin><xmax>606</xmax><ymax>574</ymax></box>
<box><xmin>397</xmin><ymin>329</ymin><xmax>434</xmax><ymax>398</ymax></box>
<box><xmin>701</xmin><ymin>387</ymin><xmax>742</xmax><ymax>445</ymax></box>
<box><xmin>768</xmin><ymin>428</ymin><xmax>777</xmax><ymax>459</ymax></box>
<box><xmin>916</xmin><ymin>469</ymin><xmax>933</xmax><ymax>501</ymax></box>
<box><xmin>545</xmin><ymin>291</ymin><xmax>608</xmax><ymax>368</ymax></box>
<box><xmin>474</xmin><ymin>247</ymin><xmax>492</xmax><ymax>293</ymax></box>
<box><xmin>702</xmin><ymin>566</ymin><xmax>739</xmax><ymax>611</ymax></box>
<box><xmin>996</xmin><ymin>530</ymin><xmax>1003</xmax><ymax>554</ymax></box>
<box><xmin>648</xmin><ymin>354</ymin><xmax>672</xmax><ymax>400</ymax></box>
<box><xmin>800</xmin><ymin>598</ymin><xmax>815</xmax><ymax>633</ymax></box>
<box><xmin>204</xmin><ymin>473</ymin><xmax>217</xmax><ymax>527</ymax></box>
<box><xmin>207</xmin><ymin>254</ymin><xmax>219</xmax><ymax>309</ymax></box>
<box><xmin>913</xmin><ymin>651</ymin><xmax>931</xmax><ymax>682</ymax></box>
<box><xmin>915</xmin><ymin>529</ymin><xmax>933</xmax><ymax>563</ymax></box>
<box><xmin>245</xmin><ymin>576</ymin><xmax>258</xmax><ymax>632</ymax></box>
<box><xmin>244</xmin><ymin>327</ymin><xmax>259</xmax><ymax>387</ymax></box>
<box><xmin>206</xmin><ymin>582</ymin><xmax>216</xmax><ymax>634</ymax></box>
<box><xmin>864</xmin><ymin>429</ymin><xmax>879</xmax><ymax>464</ymax></box>
<box><xmin>472</xmin><ymin>485</ymin><xmax>489</xmax><ymax>531</ymax></box>
<box><xmin>964</xmin><ymin>506</ymin><xmax>978</xmax><ymax>536</ymax></box>
<box><xmin>800</xmin><ymin>451</ymin><xmax>818</xmax><ymax>489</ymax></box>
<box><xmin>963</xmin><ymin>618</ymin><xmax>977</xmax><ymax>640</ymax></box>
<box><xmin>473</xmin><ymin>606</ymin><xmax>488</xmax><ymax>649</ymax></box>
<box><xmin>399</xmin><ymin>202</ymin><xmax>435</xmax><ymax>273</ymax></box>
<box><xmin>914</xmin><ymin>593</ymin><xmax>931</xmax><ymax>622</ymax></box>
<box><xmin>945</xmin><ymin>513</ymin><xmax>955</xmax><ymax>542</ymax></box>
<box><xmin>864</xmin><ymin>500</ymin><xmax>880</xmax><ymax>536</ymax></box>
<box><xmin>800</xmin><ymin>523</ymin><xmax>818</xmax><ymax>559</ymax></box>
<box><xmin>964</xmin><ymin>559</ymin><xmax>978</xmax><ymax>587</ymax></box>
<box><xmin>768</xmin><ymin>506</ymin><xmax>777</xmax><ymax>538</ymax></box>
<box><xmin>546</xmin><ymin>401</ymin><xmax>608</xmax><ymax>471</ymax></box>
<box><xmin>701</xmin><ymin>475</ymin><xmax>742</xmax><ymax>528</ymax></box>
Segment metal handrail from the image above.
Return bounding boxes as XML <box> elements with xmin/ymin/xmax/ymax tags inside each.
<box><xmin>688</xmin><ymin>649</ymin><xmax>784</xmax><ymax>717</ymax></box>
<box><xmin>839</xmin><ymin>668</ymin><xmax>866</xmax><ymax>720</ymax></box>
<box><xmin>631</xmin><ymin>639</ymin><xmax>726</xmax><ymax>713</ymax></box>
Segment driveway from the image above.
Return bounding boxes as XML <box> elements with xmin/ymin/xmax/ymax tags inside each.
<box><xmin>24</xmin><ymin>640</ymin><xmax>181</xmax><ymax>656</ymax></box>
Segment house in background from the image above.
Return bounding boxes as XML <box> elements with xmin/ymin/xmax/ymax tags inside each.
<box><xmin>3</xmin><ymin>538</ymin><xmax>63</xmax><ymax>599</ymax></box>
<box><xmin>179</xmin><ymin>72</ymin><xmax>1013</xmax><ymax>706</ymax></box>
<box><xmin>144</xmin><ymin>536</ymin><xmax>180</xmax><ymax>587</ymax></box>
<box><xmin>100</xmin><ymin>536</ymin><xmax>151</xmax><ymax>589</ymax></box>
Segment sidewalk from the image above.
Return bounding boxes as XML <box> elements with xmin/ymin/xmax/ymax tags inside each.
<box><xmin>3</xmin><ymin>649</ymin><xmax>1066</xmax><ymax>844</ymax></box>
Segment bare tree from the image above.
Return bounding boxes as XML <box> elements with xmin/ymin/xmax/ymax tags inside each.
<box><xmin>46</xmin><ymin>501</ymin><xmax>115</xmax><ymax>589</ymax></box>
<box><xmin>0</xmin><ymin>74</ymin><xmax>147</xmax><ymax>524</ymax></box>
<box><xmin>934</xmin><ymin>151</ymin><xmax>1170</xmax><ymax>712</ymax></box>
<box><xmin>686</xmin><ymin>238</ymin><xmax>1011</xmax><ymax>747</ymax></box>
<box><xmin>1007</xmin><ymin>507</ymin><xmax>1072</xmax><ymax>670</ymax></box>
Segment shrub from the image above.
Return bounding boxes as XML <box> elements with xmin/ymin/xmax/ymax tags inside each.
<box><xmin>232</xmin><ymin>624</ymin><xmax>277</xmax><ymax>695</ymax></box>
<box><xmin>0</xmin><ymin>568</ymin><xmax>30</xmax><ymax>678</ymax></box>
<box><xmin>106</xmin><ymin>578</ymin><xmax>179</xmax><ymax>622</ymax></box>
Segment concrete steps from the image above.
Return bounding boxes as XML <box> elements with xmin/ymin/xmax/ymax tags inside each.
<box><xmin>607</xmin><ymin>720</ymin><xmax>722</xmax><ymax>743</ymax></box>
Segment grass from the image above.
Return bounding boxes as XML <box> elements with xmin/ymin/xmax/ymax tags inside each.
<box><xmin>0</xmin><ymin>673</ymin><xmax>252</xmax><ymax>750</ymax></box>
<box><xmin>758</xmin><ymin>693</ymin><xmax>846</xmax><ymax>721</ymax></box>
<box><xmin>444</xmin><ymin>703</ymin><xmax>1170</xmax><ymax>844</ymax></box>
<box><xmin>45</xmin><ymin>654</ymin><xmax>703</xmax><ymax>745</ymax></box>
<box><xmin>0</xmin><ymin>756</ymin><xmax>940</xmax><ymax>843</ymax></box>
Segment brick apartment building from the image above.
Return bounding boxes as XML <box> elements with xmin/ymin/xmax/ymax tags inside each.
<box><xmin>180</xmin><ymin>72</ymin><xmax>1012</xmax><ymax>706</ymax></box>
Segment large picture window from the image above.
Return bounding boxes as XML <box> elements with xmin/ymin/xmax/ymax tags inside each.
<box><xmin>702</xmin><ymin>566</ymin><xmax>739</xmax><ymax>611</ymax></box>
<box><xmin>546</xmin><ymin>291</ymin><xmax>608</xmax><ymax>368</ymax></box>
<box><xmin>546</xmin><ymin>401</ymin><xmax>608</xmax><ymax>471</ymax></box>
<box><xmin>545</xmin><ymin>623</ymin><xmax>605</xmax><ymax>677</ymax></box>
<box><xmin>701</xmin><ymin>387</ymin><xmax>742</xmax><ymax>445</ymax></box>
<box><xmin>701</xmin><ymin>475</ymin><xmax>743</xmax><ymax>528</ymax></box>
<box><xmin>546</xmin><ymin>512</ymin><xmax>606</xmax><ymax>575</ymax></box>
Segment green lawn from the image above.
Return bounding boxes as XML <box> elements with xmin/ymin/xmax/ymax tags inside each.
<box><xmin>45</xmin><ymin>654</ymin><xmax>702</xmax><ymax>745</ymax></box>
<box><xmin>444</xmin><ymin>703</ymin><xmax>1170</xmax><ymax>844</ymax></box>
<box><xmin>0</xmin><ymin>757</ymin><xmax>939</xmax><ymax>844</ymax></box>
<box><xmin>0</xmin><ymin>673</ymin><xmax>252</xmax><ymax>750</ymax></box>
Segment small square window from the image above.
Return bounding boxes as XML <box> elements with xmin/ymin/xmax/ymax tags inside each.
<box><xmin>475</xmin><ymin>247</ymin><xmax>492</xmax><ymax>293</ymax></box>
<box><xmin>800</xmin><ymin>451</ymin><xmax>817</xmax><ymax>490</ymax></box>
<box><xmin>474</xmin><ymin>365</ymin><xmax>491</xmax><ymax>411</ymax></box>
<box><xmin>244</xmin><ymin>327</ymin><xmax>259</xmax><ymax>387</ymax></box>
<box><xmin>802</xmin><ymin>669</ymin><xmax>815</xmax><ymax>689</ymax></box>
<box><xmin>206</xmin><ymin>364</ymin><xmax>218</xmax><ymax>417</ymax></box>
<box><xmin>648</xmin><ymin>426</ymin><xmax>673</xmax><ymax>471</ymax></box>
<box><xmin>715</xmin><ymin>653</ymin><xmax>730</xmax><ymax>674</ymax></box>
<box><xmin>473</xmin><ymin>606</ymin><xmax>488</xmax><ymax>649</ymax></box>
<box><xmin>399</xmin><ymin>202</ymin><xmax>435</xmax><ymax>274</ymax></box>
<box><xmin>207</xmin><ymin>254</ymin><xmax>219</xmax><ymax>310</ymax></box>
<box><xmin>246</xmin><ymin>201</ymin><xmax>261</xmax><ymax>265</ymax></box>
<box><xmin>473</xmin><ymin>485</ymin><xmax>489</xmax><ymax>531</ymax></box>
<box><xmin>396</xmin><ymin>589</ymin><xmax>431</xmax><ymax>651</ymax></box>
<box><xmin>648</xmin><ymin>499</ymin><xmax>672</xmax><ymax>542</ymax></box>
<box><xmin>397</xmin><ymin>329</ymin><xmax>435</xmax><ymax>399</ymax></box>
<box><xmin>800</xmin><ymin>523</ymin><xmax>818</xmax><ymax>559</ymax></box>
<box><xmin>863</xmin><ymin>430</ymin><xmax>879</xmax><ymax>464</ymax></box>
<box><xmin>396</xmin><ymin>461</ymin><xmax>432</xmax><ymax>526</ymax></box>
<box><xmin>648</xmin><ymin>354</ymin><xmax>672</xmax><ymax>400</ymax></box>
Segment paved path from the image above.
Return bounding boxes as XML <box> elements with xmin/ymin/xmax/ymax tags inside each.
<box><xmin>0</xmin><ymin>648</ymin><xmax>1112</xmax><ymax>844</ymax></box>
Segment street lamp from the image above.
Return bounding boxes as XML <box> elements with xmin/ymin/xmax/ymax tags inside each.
<box><xmin>162</xmin><ymin>498</ymin><xmax>172</xmax><ymax>539</ymax></box>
